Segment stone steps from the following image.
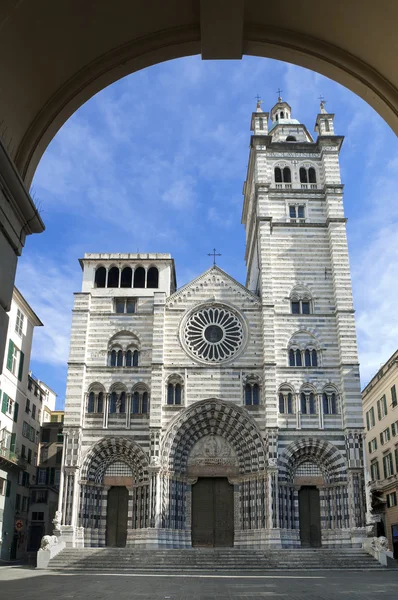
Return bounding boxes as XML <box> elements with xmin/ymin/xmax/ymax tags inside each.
<box><xmin>47</xmin><ymin>548</ymin><xmax>386</xmax><ymax>572</ymax></box>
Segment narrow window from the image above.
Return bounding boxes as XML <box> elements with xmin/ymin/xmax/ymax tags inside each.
<box><xmin>126</xmin><ymin>299</ymin><xmax>136</xmax><ymax>314</ymax></box>
<box><xmin>312</xmin><ymin>349</ymin><xmax>318</xmax><ymax>367</ymax></box>
<box><xmin>289</xmin><ymin>349</ymin><xmax>295</xmax><ymax>366</ymax></box>
<box><xmin>142</xmin><ymin>392</ymin><xmax>149</xmax><ymax>414</ymax></box>
<box><xmin>126</xmin><ymin>350</ymin><xmax>132</xmax><ymax>367</ymax></box>
<box><xmin>109</xmin><ymin>392</ymin><xmax>117</xmax><ymax>413</ymax></box>
<box><xmin>147</xmin><ymin>267</ymin><xmax>159</xmax><ymax>289</ymax></box>
<box><xmin>259</xmin><ymin>118</ymin><xmax>263</xmax><ymax>130</ymax></box>
<box><xmin>287</xmin><ymin>393</ymin><xmax>293</xmax><ymax>414</ymax></box>
<box><xmin>291</xmin><ymin>300</ymin><xmax>300</xmax><ymax>314</ymax></box>
<box><xmin>325</xmin><ymin>120</ymin><xmax>330</xmax><ymax>132</ymax></box>
<box><xmin>117</xmin><ymin>350</ymin><xmax>123</xmax><ymax>367</ymax></box>
<box><xmin>132</xmin><ymin>350</ymin><xmax>139</xmax><ymax>367</ymax></box>
<box><xmin>245</xmin><ymin>384</ymin><xmax>252</xmax><ymax>405</ymax></box>
<box><xmin>299</xmin><ymin>167</ymin><xmax>308</xmax><ymax>183</ymax></box>
<box><xmin>308</xmin><ymin>167</ymin><xmax>316</xmax><ymax>183</ymax></box>
<box><xmin>115</xmin><ymin>299</ymin><xmax>125</xmax><ymax>313</ymax></box>
<box><xmin>175</xmin><ymin>384</ymin><xmax>182</xmax><ymax>405</ymax></box>
<box><xmin>97</xmin><ymin>392</ymin><xmax>104</xmax><ymax>413</ymax></box>
<box><xmin>297</xmin><ymin>205</ymin><xmax>305</xmax><ymax>219</ymax></box>
<box><xmin>279</xmin><ymin>393</ymin><xmax>285</xmax><ymax>413</ymax></box>
<box><xmin>110</xmin><ymin>350</ymin><xmax>117</xmax><ymax>367</ymax></box>
<box><xmin>133</xmin><ymin>266</ymin><xmax>145</xmax><ymax>288</ymax></box>
<box><xmin>119</xmin><ymin>392</ymin><xmax>126</xmax><ymax>413</ymax></box>
<box><xmin>305</xmin><ymin>349</ymin><xmax>311</xmax><ymax>367</ymax></box>
<box><xmin>275</xmin><ymin>167</ymin><xmax>282</xmax><ymax>183</ymax></box>
<box><xmin>252</xmin><ymin>384</ymin><xmax>259</xmax><ymax>405</ymax></box>
<box><xmin>283</xmin><ymin>167</ymin><xmax>291</xmax><ymax>183</ymax></box>
<box><xmin>295</xmin><ymin>349</ymin><xmax>302</xmax><ymax>367</ymax></box>
<box><xmin>286</xmin><ymin>135</ymin><xmax>296</xmax><ymax>141</ymax></box>
<box><xmin>167</xmin><ymin>384</ymin><xmax>174</xmax><ymax>405</ymax></box>
<box><xmin>280</xmin><ymin>112</ymin><xmax>284</xmax><ymax>119</ymax></box>
<box><xmin>107</xmin><ymin>267</ymin><xmax>119</xmax><ymax>288</ymax></box>
<box><xmin>88</xmin><ymin>392</ymin><xmax>95</xmax><ymax>413</ymax></box>
<box><xmin>120</xmin><ymin>267</ymin><xmax>132</xmax><ymax>288</ymax></box>
<box><xmin>300</xmin><ymin>393</ymin><xmax>307</xmax><ymax>414</ymax></box>
<box><xmin>95</xmin><ymin>267</ymin><xmax>106</xmax><ymax>288</ymax></box>
<box><xmin>301</xmin><ymin>301</ymin><xmax>310</xmax><ymax>314</ymax></box>
<box><xmin>391</xmin><ymin>385</ymin><xmax>397</xmax><ymax>407</ymax></box>
<box><xmin>289</xmin><ymin>206</ymin><xmax>296</xmax><ymax>219</ymax></box>
<box><xmin>132</xmin><ymin>392</ymin><xmax>140</xmax><ymax>414</ymax></box>
<box><xmin>309</xmin><ymin>393</ymin><xmax>316</xmax><ymax>414</ymax></box>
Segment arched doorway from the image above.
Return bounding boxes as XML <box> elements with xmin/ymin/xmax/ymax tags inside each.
<box><xmin>298</xmin><ymin>486</ymin><xmax>321</xmax><ymax>548</ymax></box>
<box><xmin>161</xmin><ymin>398</ymin><xmax>268</xmax><ymax>548</ymax></box>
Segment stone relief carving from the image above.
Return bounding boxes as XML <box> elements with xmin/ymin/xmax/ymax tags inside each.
<box><xmin>188</xmin><ymin>435</ymin><xmax>237</xmax><ymax>466</ymax></box>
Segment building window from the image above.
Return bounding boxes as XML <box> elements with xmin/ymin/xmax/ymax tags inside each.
<box><xmin>15</xmin><ymin>309</ymin><xmax>25</xmax><ymax>336</ymax></box>
<box><xmin>274</xmin><ymin>166</ymin><xmax>291</xmax><ymax>183</ymax></box>
<box><xmin>120</xmin><ymin>267</ymin><xmax>132</xmax><ymax>288</ymax></box>
<box><xmin>147</xmin><ymin>267</ymin><xmax>159</xmax><ymax>289</ymax></box>
<box><xmin>289</xmin><ymin>205</ymin><xmax>305</xmax><ymax>219</ymax></box>
<box><xmin>299</xmin><ymin>166</ymin><xmax>317</xmax><ymax>184</ymax></box>
<box><xmin>25</xmin><ymin>398</ymin><xmax>31</xmax><ymax>413</ymax></box>
<box><xmin>392</xmin><ymin>385</ymin><xmax>397</xmax><ymax>408</ymax></box>
<box><xmin>289</xmin><ymin>348</ymin><xmax>317</xmax><ymax>367</ymax></box>
<box><xmin>366</xmin><ymin>407</ymin><xmax>375</xmax><ymax>430</ymax></box>
<box><xmin>300</xmin><ymin>391</ymin><xmax>317</xmax><ymax>414</ymax></box>
<box><xmin>94</xmin><ymin>266</ymin><xmax>106</xmax><ymax>288</ymax></box>
<box><xmin>167</xmin><ymin>381</ymin><xmax>183</xmax><ymax>405</ymax></box>
<box><xmin>322</xmin><ymin>391</ymin><xmax>338</xmax><ymax>414</ymax></box>
<box><xmin>368</xmin><ymin>438</ymin><xmax>377</xmax><ymax>453</ymax></box>
<box><xmin>27</xmin><ymin>448</ymin><xmax>32</xmax><ymax>464</ymax></box>
<box><xmin>131</xmin><ymin>388</ymin><xmax>149</xmax><ymax>414</ymax></box>
<box><xmin>6</xmin><ymin>340</ymin><xmax>24</xmax><ymax>381</ymax></box>
<box><xmin>383</xmin><ymin>453</ymin><xmax>394</xmax><ymax>478</ymax></box>
<box><xmin>2</xmin><ymin>393</ymin><xmax>14</xmax><ymax>417</ymax></box>
<box><xmin>41</xmin><ymin>429</ymin><xmax>50</xmax><ymax>443</ymax></box>
<box><xmin>109</xmin><ymin>347</ymin><xmax>139</xmax><ymax>367</ymax></box>
<box><xmin>109</xmin><ymin>391</ymin><xmax>126</xmax><ymax>414</ymax></box>
<box><xmin>377</xmin><ymin>395</ymin><xmax>388</xmax><ymax>420</ymax></box>
<box><xmin>32</xmin><ymin>512</ymin><xmax>45</xmax><ymax>521</ymax></box>
<box><xmin>244</xmin><ymin>382</ymin><xmax>260</xmax><ymax>406</ymax></box>
<box><xmin>386</xmin><ymin>492</ymin><xmax>397</xmax><ymax>508</ymax></box>
<box><xmin>0</xmin><ymin>477</ymin><xmax>6</xmax><ymax>495</ymax></box>
<box><xmin>279</xmin><ymin>388</ymin><xmax>294</xmax><ymax>414</ymax></box>
<box><xmin>380</xmin><ymin>428</ymin><xmax>391</xmax><ymax>445</ymax></box>
<box><xmin>370</xmin><ymin>460</ymin><xmax>380</xmax><ymax>481</ymax></box>
<box><xmin>55</xmin><ymin>448</ymin><xmax>63</xmax><ymax>464</ymax></box>
<box><xmin>32</xmin><ymin>404</ymin><xmax>36</xmax><ymax>419</ymax></box>
<box><xmin>38</xmin><ymin>469</ymin><xmax>47</xmax><ymax>484</ymax></box>
<box><xmin>115</xmin><ymin>298</ymin><xmax>136</xmax><ymax>314</ymax></box>
<box><xmin>291</xmin><ymin>298</ymin><xmax>310</xmax><ymax>314</ymax></box>
<box><xmin>107</xmin><ymin>266</ymin><xmax>119</xmax><ymax>288</ymax></box>
<box><xmin>15</xmin><ymin>493</ymin><xmax>21</xmax><ymax>510</ymax></box>
<box><xmin>133</xmin><ymin>267</ymin><xmax>145</xmax><ymax>288</ymax></box>
<box><xmin>391</xmin><ymin>420</ymin><xmax>398</xmax><ymax>437</ymax></box>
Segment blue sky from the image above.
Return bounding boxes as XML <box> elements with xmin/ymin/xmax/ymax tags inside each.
<box><xmin>15</xmin><ymin>56</ymin><xmax>398</xmax><ymax>409</ymax></box>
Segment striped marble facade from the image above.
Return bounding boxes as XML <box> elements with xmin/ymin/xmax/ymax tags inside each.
<box><xmin>57</xmin><ymin>101</ymin><xmax>366</xmax><ymax>550</ymax></box>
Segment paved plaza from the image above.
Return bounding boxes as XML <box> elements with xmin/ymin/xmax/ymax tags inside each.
<box><xmin>1</xmin><ymin>567</ymin><xmax>398</xmax><ymax>600</ymax></box>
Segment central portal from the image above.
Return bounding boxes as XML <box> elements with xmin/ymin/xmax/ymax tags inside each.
<box><xmin>106</xmin><ymin>486</ymin><xmax>128</xmax><ymax>547</ymax></box>
<box><xmin>191</xmin><ymin>477</ymin><xmax>234</xmax><ymax>547</ymax></box>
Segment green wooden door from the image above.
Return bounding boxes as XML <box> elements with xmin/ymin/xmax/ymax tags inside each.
<box><xmin>192</xmin><ymin>478</ymin><xmax>234</xmax><ymax>547</ymax></box>
<box><xmin>106</xmin><ymin>486</ymin><xmax>129</xmax><ymax>547</ymax></box>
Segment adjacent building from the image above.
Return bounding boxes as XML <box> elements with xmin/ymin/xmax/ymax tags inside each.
<box><xmin>57</xmin><ymin>98</ymin><xmax>365</xmax><ymax>551</ymax></box>
<box><xmin>0</xmin><ymin>288</ymin><xmax>42</xmax><ymax>560</ymax></box>
<box><xmin>362</xmin><ymin>350</ymin><xmax>398</xmax><ymax>556</ymax></box>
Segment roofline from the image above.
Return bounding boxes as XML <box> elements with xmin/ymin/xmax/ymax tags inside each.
<box><xmin>362</xmin><ymin>348</ymin><xmax>398</xmax><ymax>395</ymax></box>
<box><xmin>13</xmin><ymin>287</ymin><xmax>43</xmax><ymax>326</ymax></box>
<box><xmin>167</xmin><ymin>265</ymin><xmax>260</xmax><ymax>304</ymax></box>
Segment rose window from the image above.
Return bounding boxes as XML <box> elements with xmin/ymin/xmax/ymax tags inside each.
<box><xmin>183</xmin><ymin>305</ymin><xmax>244</xmax><ymax>362</ymax></box>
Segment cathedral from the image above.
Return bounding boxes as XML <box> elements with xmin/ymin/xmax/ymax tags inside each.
<box><xmin>58</xmin><ymin>98</ymin><xmax>366</xmax><ymax>550</ymax></box>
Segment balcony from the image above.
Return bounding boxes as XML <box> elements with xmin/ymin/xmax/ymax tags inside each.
<box><xmin>0</xmin><ymin>446</ymin><xmax>25</xmax><ymax>471</ymax></box>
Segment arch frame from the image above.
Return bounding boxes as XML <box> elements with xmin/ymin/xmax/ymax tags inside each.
<box><xmin>80</xmin><ymin>436</ymin><xmax>149</xmax><ymax>484</ymax></box>
<box><xmin>278</xmin><ymin>436</ymin><xmax>347</xmax><ymax>484</ymax></box>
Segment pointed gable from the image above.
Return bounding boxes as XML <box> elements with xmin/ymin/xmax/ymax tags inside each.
<box><xmin>166</xmin><ymin>266</ymin><xmax>261</xmax><ymax>310</ymax></box>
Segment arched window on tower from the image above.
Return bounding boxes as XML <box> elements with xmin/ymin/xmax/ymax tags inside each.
<box><xmin>110</xmin><ymin>349</ymin><xmax>117</xmax><ymax>367</ymax></box>
<box><xmin>120</xmin><ymin>267</ymin><xmax>132</xmax><ymax>288</ymax></box>
<box><xmin>86</xmin><ymin>385</ymin><xmax>105</xmax><ymax>414</ymax></box>
<box><xmin>279</xmin><ymin>387</ymin><xmax>294</xmax><ymax>414</ymax></box>
<box><xmin>94</xmin><ymin>266</ymin><xmax>106</xmax><ymax>288</ymax></box>
<box><xmin>167</xmin><ymin>377</ymin><xmax>183</xmax><ymax>405</ymax></box>
<box><xmin>107</xmin><ymin>266</ymin><xmax>119</xmax><ymax>288</ymax></box>
<box><xmin>308</xmin><ymin>167</ymin><xmax>317</xmax><ymax>183</ymax></box>
<box><xmin>325</xmin><ymin>120</ymin><xmax>330</xmax><ymax>132</ymax></box>
<box><xmin>244</xmin><ymin>382</ymin><xmax>260</xmax><ymax>406</ymax></box>
<box><xmin>131</xmin><ymin>387</ymin><xmax>149</xmax><ymax>414</ymax></box>
<box><xmin>286</xmin><ymin>135</ymin><xmax>296</xmax><ymax>141</ymax></box>
<box><xmin>133</xmin><ymin>350</ymin><xmax>139</xmax><ymax>367</ymax></box>
<box><xmin>322</xmin><ymin>389</ymin><xmax>338</xmax><ymax>414</ymax></box>
<box><xmin>133</xmin><ymin>266</ymin><xmax>145</xmax><ymax>288</ymax></box>
<box><xmin>275</xmin><ymin>167</ymin><xmax>282</xmax><ymax>182</ymax></box>
<box><xmin>283</xmin><ymin>167</ymin><xmax>291</xmax><ymax>183</ymax></box>
<box><xmin>147</xmin><ymin>266</ymin><xmax>159</xmax><ymax>288</ymax></box>
<box><xmin>117</xmin><ymin>350</ymin><xmax>123</xmax><ymax>367</ymax></box>
<box><xmin>300</xmin><ymin>390</ymin><xmax>316</xmax><ymax>414</ymax></box>
<box><xmin>299</xmin><ymin>167</ymin><xmax>308</xmax><ymax>183</ymax></box>
<box><xmin>126</xmin><ymin>350</ymin><xmax>132</xmax><ymax>367</ymax></box>
<box><xmin>109</xmin><ymin>391</ymin><xmax>117</xmax><ymax>413</ymax></box>
<box><xmin>97</xmin><ymin>392</ymin><xmax>104</xmax><ymax>413</ymax></box>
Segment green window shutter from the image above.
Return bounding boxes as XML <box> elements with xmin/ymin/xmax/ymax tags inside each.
<box><xmin>395</xmin><ymin>448</ymin><xmax>398</xmax><ymax>471</ymax></box>
<box><xmin>6</xmin><ymin>480</ymin><xmax>11</xmax><ymax>497</ymax></box>
<box><xmin>366</xmin><ymin>412</ymin><xmax>370</xmax><ymax>430</ymax></box>
<box><xmin>13</xmin><ymin>401</ymin><xmax>19</xmax><ymax>422</ymax></box>
<box><xmin>377</xmin><ymin>401</ymin><xmax>381</xmax><ymax>420</ymax></box>
<box><xmin>6</xmin><ymin>340</ymin><xmax>14</xmax><ymax>371</ymax></box>
<box><xmin>383</xmin><ymin>395</ymin><xmax>387</xmax><ymax>415</ymax></box>
<box><xmin>10</xmin><ymin>433</ymin><xmax>16</xmax><ymax>453</ymax></box>
<box><xmin>1</xmin><ymin>392</ymin><xmax>8</xmax><ymax>414</ymax></box>
<box><xmin>17</xmin><ymin>351</ymin><xmax>24</xmax><ymax>382</ymax></box>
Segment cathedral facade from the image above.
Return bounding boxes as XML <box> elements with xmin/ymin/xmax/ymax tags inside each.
<box><xmin>58</xmin><ymin>99</ymin><xmax>366</xmax><ymax>550</ymax></box>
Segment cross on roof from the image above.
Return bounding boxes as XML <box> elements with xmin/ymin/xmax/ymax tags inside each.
<box><xmin>208</xmin><ymin>248</ymin><xmax>221</xmax><ymax>266</ymax></box>
<box><xmin>318</xmin><ymin>95</ymin><xmax>327</xmax><ymax>111</ymax></box>
<box><xmin>277</xmin><ymin>88</ymin><xmax>283</xmax><ymax>102</ymax></box>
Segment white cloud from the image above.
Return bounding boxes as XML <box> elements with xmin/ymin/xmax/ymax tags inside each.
<box><xmin>16</xmin><ymin>255</ymin><xmax>78</xmax><ymax>367</ymax></box>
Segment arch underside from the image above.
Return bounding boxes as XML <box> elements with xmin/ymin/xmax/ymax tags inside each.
<box><xmin>0</xmin><ymin>2</ymin><xmax>395</xmax><ymax>185</ymax></box>
<box><xmin>162</xmin><ymin>398</ymin><xmax>267</xmax><ymax>475</ymax></box>
<box><xmin>81</xmin><ymin>437</ymin><xmax>149</xmax><ymax>483</ymax></box>
<box><xmin>278</xmin><ymin>437</ymin><xmax>347</xmax><ymax>483</ymax></box>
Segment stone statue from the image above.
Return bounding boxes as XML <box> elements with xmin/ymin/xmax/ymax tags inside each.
<box><xmin>52</xmin><ymin>510</ymin><xmax>62</xmax><ymax>529</ymax></box>
<box><xmin>40</xmin><ymin>535</ymin><xmax>59</xmax><ymax>549</ymax></box>
<box><xmin>371</xmin><ymin>536</ymin><xmax>389</xmax><ymax>551</ymax></box>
